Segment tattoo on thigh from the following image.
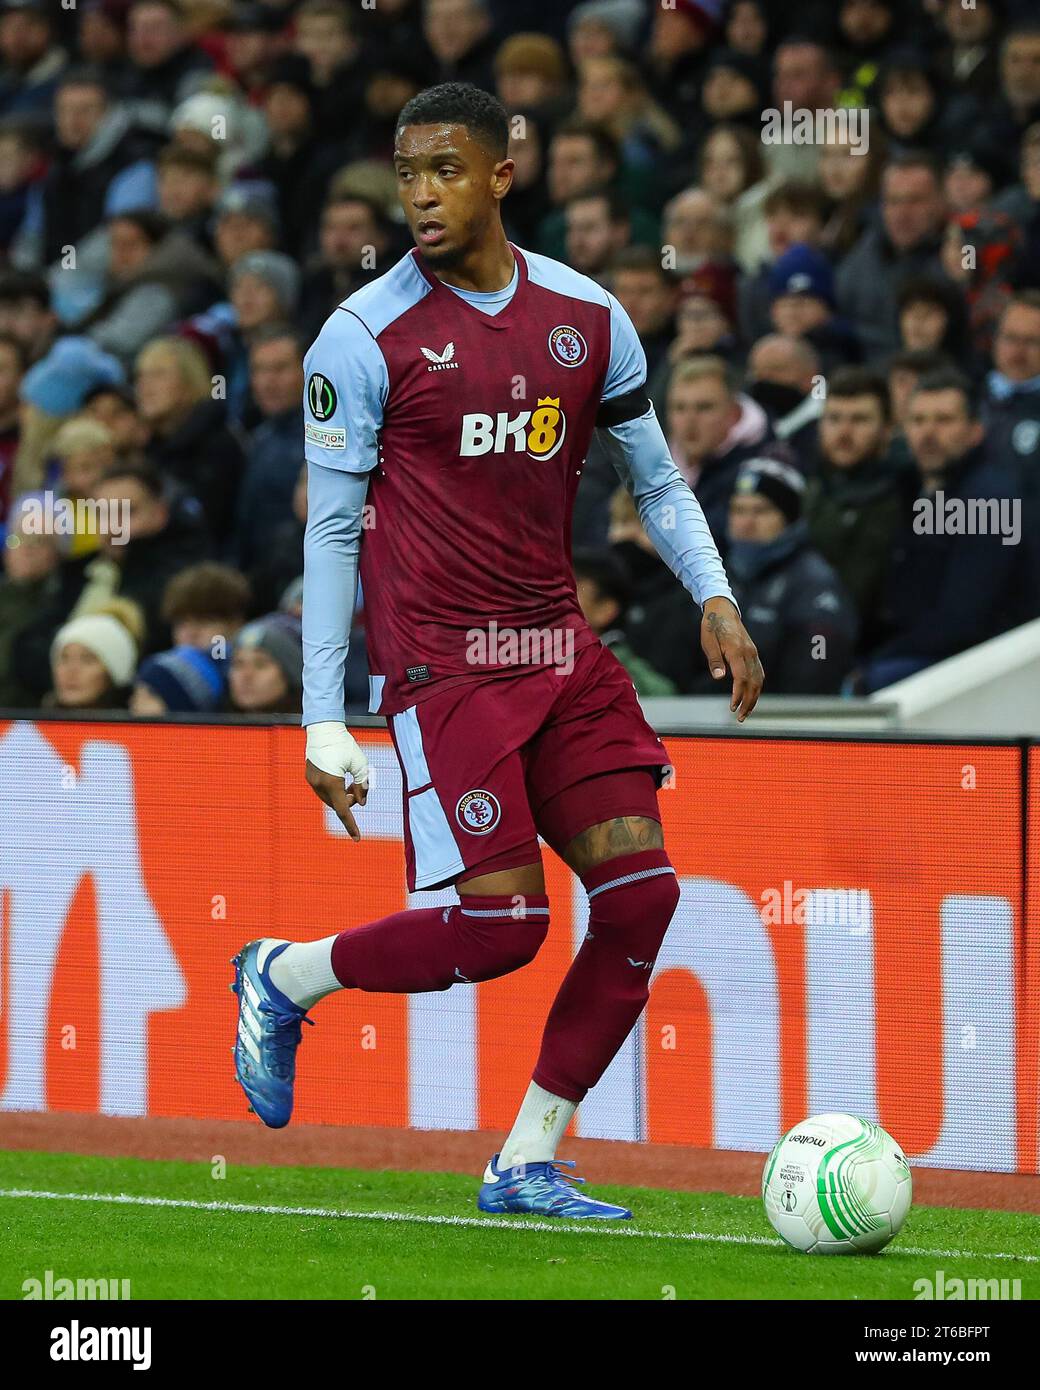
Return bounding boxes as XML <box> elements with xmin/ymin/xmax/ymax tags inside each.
<box><xmin>565</xmin><ymin>816</ymin><xmax>664</xmax><ymax>875</ymax></box>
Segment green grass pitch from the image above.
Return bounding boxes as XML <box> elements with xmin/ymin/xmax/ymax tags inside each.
<box><xmin>0</xmin><ymin>1150</ymin><xmax>1036</xmax><ymax>1300</ymax></box>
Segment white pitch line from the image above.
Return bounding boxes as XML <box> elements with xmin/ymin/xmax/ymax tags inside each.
<box><xmin>1</xmin><ymin>1188</ymin><xmax>1037</xmax><ymax>1263</ymax></box>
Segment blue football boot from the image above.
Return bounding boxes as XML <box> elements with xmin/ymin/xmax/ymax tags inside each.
<box><xmin>478</xmin><ymin>1153</ymin><xmax>632</xmax><ymax>1219</ymax></box>
<box><xmin>230</xmin><ymin>940</ymin><xmax>314</xmax><ymax>1128</ymax></box>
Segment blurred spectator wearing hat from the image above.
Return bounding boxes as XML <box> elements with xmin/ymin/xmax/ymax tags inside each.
<box><xmin>14</xmin><ymin>333</ymin><xmax>124</xmax><ymax>497</ymax></box>
<box><xmin>135</xmin><ymin>334</ymin><xmax>244</xmax><ymax>543</ymax></box>
<box><xmin>210</xmin><ymin>179</ymin><xmax>279</xmax><ymax>271</ymax></box>
<box><xmin>0</xmin><ymin>0</ymin><xmax>68</xmax><ymax>120</ymax></box>
<box><xmin>46</xmin><ymin>596</ymin><xmax>144</xmax><ymax>710</ymax></box>
<box><xmin>567</xmin><ymin>1</ymin><xmax>645</xmax><ymax>68</ymax></box>
<box><xmin>169</xmin><ymin>79</ymin><xmax>269</xmax><ymax>181</ymax></box>
<box><xmin>494</xmin><ymin>32</ymin><xmax>570</xmax><ymax>125</ymax></box>
<box><xmin>573</xmin><ymin>546</ymin><xmax>677</xmax><ymax>696</ymax></box>
<box><xmin>712</xmin><ymin>453</ymin><xmax>858</xmax><ymax>694</ymax></box>
<box><xmin>768</xmin><ymin>242</ymin><xmax>861</xmax><ymax>373</ymax></box>
<box><xmin>130</xmin><ymin>640</ymin><xmax>224</xmax><ymax>713</ymax></box>
<box><xmin>228</xmin><ymin>609</ymin><xmax>301</xmax><ymax>714</ymax></box>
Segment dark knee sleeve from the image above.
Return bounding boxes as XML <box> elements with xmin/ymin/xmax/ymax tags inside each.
<box><xmin>452</xmin><ymin>894</ymin><xmax>550</xmax><ymax>982</ymax></box>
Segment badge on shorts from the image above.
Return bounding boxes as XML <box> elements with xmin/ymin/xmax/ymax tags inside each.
<box><xmin>456</xmin><ymin>789</ymin><xmax>501</xmax><ymax>834</ymax></box>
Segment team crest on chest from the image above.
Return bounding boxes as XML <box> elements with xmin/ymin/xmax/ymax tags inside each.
<box><xmin>456</xmin><ymin>789</ymin><xmax>501</xmax><ymax>834</ymax></box>
<box><xmin>548</xmin><ymin>325</ymin><xmax>588</xmax><ymax>368</ymax></box>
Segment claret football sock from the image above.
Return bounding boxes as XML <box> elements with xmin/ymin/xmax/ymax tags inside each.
<box><xmin>267</xmin><ymin>936</ymin><xmax>341</xmax><ymax>1010</ymax></box>
<box><xmin>498</xmin><ymin>1081</ymin><xmax>577</xmax><ymax>1168</ymax></box>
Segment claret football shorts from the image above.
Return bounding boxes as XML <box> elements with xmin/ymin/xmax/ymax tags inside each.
<box><xmin>386</xmin><ymin>640</ymin><xmax>671</xmax><ymax>890</ymax></box>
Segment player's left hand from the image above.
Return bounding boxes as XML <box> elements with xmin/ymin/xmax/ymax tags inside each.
<box><xmin>700</xmin><ymin>596</ymin><xmax>764</xmax><ymax>722</ymax></box>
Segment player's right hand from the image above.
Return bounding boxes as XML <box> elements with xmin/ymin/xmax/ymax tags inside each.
<box><xmin>305</xmin><ymin>721</ymin><xmax>369</xmax><ymax>842</ymax></box>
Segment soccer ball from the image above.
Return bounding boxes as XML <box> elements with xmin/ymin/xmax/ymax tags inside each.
<box><xmin>762</xmin><ymin>1112</ymin><xmax>912</xmax><ymax>1254</ymax></box>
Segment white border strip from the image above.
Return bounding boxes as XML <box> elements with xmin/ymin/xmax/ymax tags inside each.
<box><xmin>1</xmin><ymin>1188</ymin><xmax>1036</xmax><ymax>1262</ymax></box>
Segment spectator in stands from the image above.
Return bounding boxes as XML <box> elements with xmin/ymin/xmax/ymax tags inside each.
<box><xmin>129</xmin><ymin>642</ymin><xmax>225</xmax><ymax>714</ymax></box>
<box><xmin>767</xmin><ymin>38</ymin><xmax>841</xmax><ymax>178</ymax></box>
<box><xmin>576</xmin><ymin>53</ymin><xmax>682</xmax><ymax>171</ymax></box>
<box><xmin>233</xmin><ymin>324</ymin><xmax>304</xmax><ymax>576</ymax></box>
<box><xmin>494</xmin><ymin>32</ymin><xmax>569</xmax><ymax>122</ymax></box>
<box><xmin>745</xmin><ymin>333</ymin><xmax>823</xmax><ymax>462</ymax></box>
<box><xmin>767</xmin><ymin>242</ymin><xmax>861</xmax><ymax>373</ymax></box>
<box><xmin>82</xmin><ymin>381</ymin><xmax>149</xmax><ymax>458</ymax></box>
<box><xmin>88</xmin><ymin>461</ymin><xmax>209</xmax><ymax>651</ymax></box>
<box><xmin>22</xmin><ymin>66</ymin><xmax>161</xmax><ymax>270</ymax></box>
<box><xmin>120</xmin><ymin>0</ymin><xmax>214</xmax><ymax>119</ymax></box>
<box><xmin>156</xmin><ymin>144</ymin><xmax>221</xmax><ymax>252</ymax></box>
<box><xmin>805</xmin><ymin>368</ymin><xmax>906</xmax><ymax>648</ymax></box>
<box><xmin>567</xmin><ymin>0</ymin><xmax>645</xmax><ymax>68</ymax></box>
<box><xmin>564</xmin><ymin>189</ymin><xmax>631</xmax><ymax>283</ymax></box>
<box><xmin>646</xmin><ymin>0</ymin><xmax>721</xmax><ymax>127</ymax></box>
<box><xmin>982</xmin><ymin>291</ymin><xmax>1040</xmax><ymax>473</ymax></box>
<box><xmin>717</xmin><ymin>454</ymin><xmax>858</xmax><ymax>694</ymax></box>
<box><xmin>739</xmin><ymin>180</ymin><xmax>830</xmax><ymax>346</ymax></box>
<box><xmin>160</xmin><ymin>561</ymin><xmax>251</xmax><ymax>656</ymax></box>
<box><xmin>837</xmin><ymin>152</ymin><xmax>949</xmax><ymax>357</ymax></box>
<box><xmin>0</xmin><ymin>490</ymin><xmax>58</xmax><ymax>707</ymax></box>
<box><xmin>818</xmin><ymin>126</ymin><xmax>887</xmax><ymax>260</ymax></box>
<box><xmin>0</xmin><ymin>327</ymin><xmax>23</xmax><ymax>525</ymax></box>
<box><xmin>861</xmin><ymin>370</ymin><xmax>1037</xmax><ymax>690</ymax></box>
<box><xmin>0</xmin><ymin>270</ymin><xmax>57</xmax><ymax>365</ymax></box>
<box><xmin>211</xmin><ymin>182</ymin><xmax>280</xmax><ymax>272</ymax></box>
<box><xmin>573</xmin><ymin>546</ymin><xmax>678</xmax><ymax>696</ymax></box>
<box><xmin>423</xmin><ymin>0</ymin><xmax>497</xmax><ymax>93</ymax></box>
<box><xmin>937</xmin><ymin>0</ymin><xmax>1001</xmax><ymax>102</ymax></box>
<box><xmin>606</xmin><ymin>484</ymin><xmax>701</xmax><ymax>693</ymax></box>
<box><xmin>0</xmin><ymin>0</ymin><xmax>68</xmax><ymax>119</ymax></box>
<box><xmin>298</xmin><ymin>194</ymin><xmax>394</xmax><ymax>345</ymax></box>
<box><xmin>81</xmin><ymin>209</ymin><xmax>222</xmax><ymax>366</ymax></box>
<box><xmin>886</xmin><ymin>346</ymin><xmax>954</xmax><ymax>435</ymax></box>
<box><xmin>696</xmin><ymin>123</ymin><xmax>770</xmax><ymax>273</ymax></box>
<box><xmin>136</xmin><ymin>335</ymin><xmax>244</xmax><ymax>544</ymax></box>
<box><xmin>45</xmin><ymin>597</ymin><xmax>143</xmax><ymax>711</ymax></box>
<box><xmin>665</xmin><ymin>354</ymin><xmax>772</xmax><ymax>548</ymax></box>
<box><xmin>50</xmin><ymin>416</ymin><xmax>117</xmax><ymax>558</ymax></box>
<box><xmin>609</xmin><ymin>247</ymin><xmax>681</xmax><ymax>383</ymax></box>
<box><xmin>227</xmin><ymin>610</ymin><xmax>303</xmax><ymax>714</ymax></box>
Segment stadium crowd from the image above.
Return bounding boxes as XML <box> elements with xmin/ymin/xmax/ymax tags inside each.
<box><xmin>0</xmin><ymin>0</ymin><xmax>1038</xmax><ymax>715</ymax></box>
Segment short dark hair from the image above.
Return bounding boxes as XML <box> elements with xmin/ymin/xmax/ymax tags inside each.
<box><xmin>566</xmin><ymin>186</ymin><xmax>630</xmax><ymax>225</ymax></box>
<box><xmin>826</xmin><ymin>367</ymin><xmax>891</xmax><ymax>422</ymax></box>
<box><xmin>763</xmin><ymin>179</ymin><xmax>829</xmax><ymax>222</ymax></box>
<box><xmin>108</xmin><ymin>208</ymin><xmax>171</xmax><ymax>244</ymax></box>
<box><xmin>572</xmin><ymin>547</ymin><xmax>632</xmax><ymax>615</ymax></box>
<box><xmin>911</xmin><ymin>368</ymin><xmax>978</xmax><ymax>418</ymax></box>
<box><xmin>551</xmin><ymin>117</ymin><xmax>620</xmax><ymax>171</ymax></box>
<box><xmin>884</xmin><ymin>149</ymin><xmax>943</xmax><ymax>186</ymax></box>
<box><xmin>249</xmin><ymin>322</ymin><xmax>306</xmax><ymax>357</ymax></box>
<box><xmin>0</xmin><ymin>269</ymin><xmax>50</xmax><ymax>310</ymax></box>
<box><xmin>886</xmin><ymin>347</ymin><xmax>952</xmax><ymax>376</ymax></box>
<box><xmin>608</xmin><ymin>244</ymin><xmax>676</xmax><ymax>285</ymax></box>
<box><xmin>396</xmin><ymin>82</ymin><xmax>510</xmax><ymax>161</ymax></box>
<box><xmin>101</xmin><ymin>462</ymin><xmax>166</xmax><ymax>499</ymax></box>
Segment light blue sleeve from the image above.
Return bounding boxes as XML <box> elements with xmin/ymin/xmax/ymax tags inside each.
<box><xmin>602</xmin><ymin>291</ymin><xmax>648</xmax><ymax>400</ymax></box>
<box><xmin>598</xmin><ymin>405</ymin><xmax>738</xmax><ymax>611</ymax></box>
<box><xmin>301</xmin><ymin>461</ymin><xmax>370</xmax><ymax>726</ymax></box>
<box><xmin>302</xmin><ymin>309</ymin><xmax>387</xmax><ymax>474</ymax></box>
